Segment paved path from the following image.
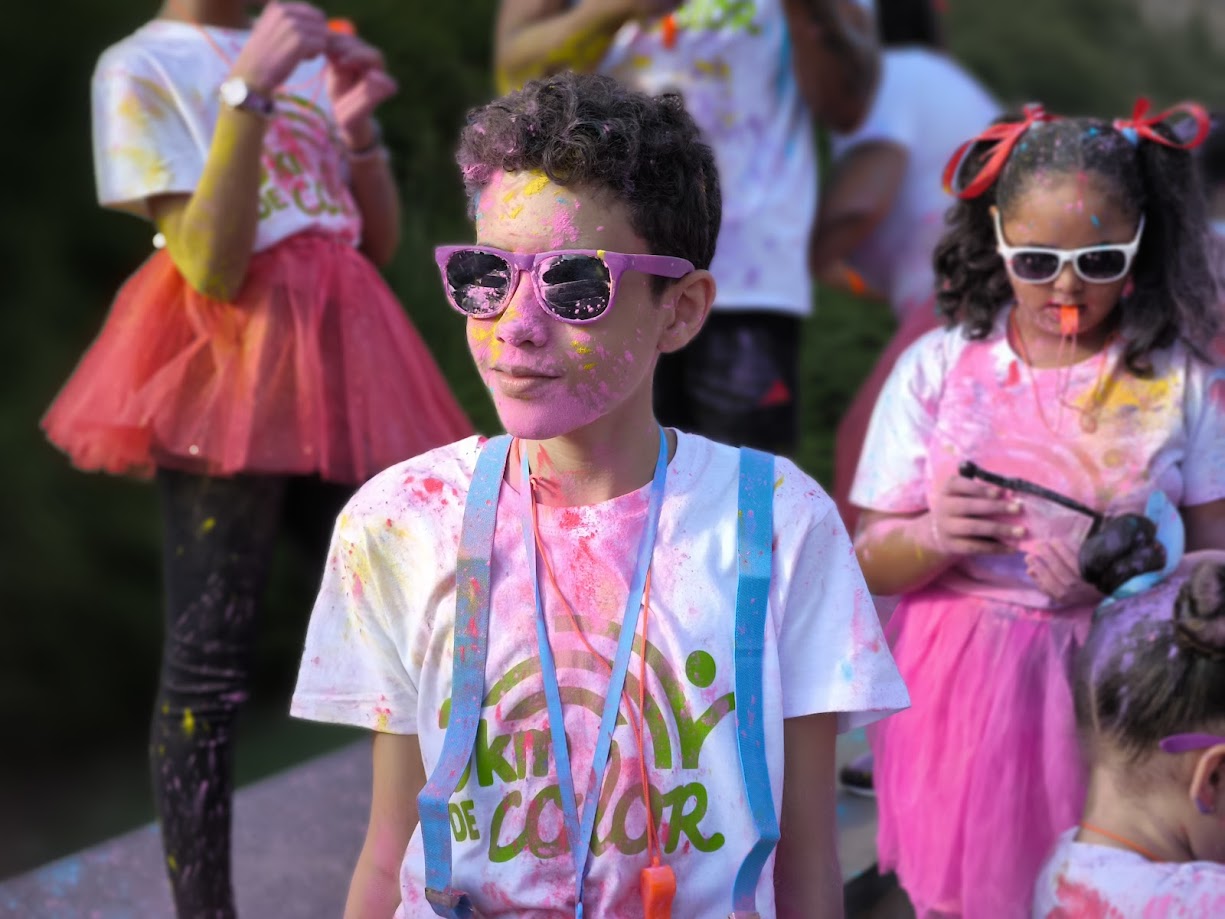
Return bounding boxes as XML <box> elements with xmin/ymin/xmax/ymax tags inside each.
<box><xmin>1</xmin><ymin>733</ymin><xmax>880</xmax><ymax>918</ymax></box>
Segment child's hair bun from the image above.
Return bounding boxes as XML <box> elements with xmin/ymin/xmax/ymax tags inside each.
<box><xmin>1077</xmin><ymin>514</ymin><xmax>1166</xmax><ymax>596</ymax></box>
<box><xmin>1173</xmin><ymin>562</ymin><xmax>1225</xmax><ymax>660</ymax></box>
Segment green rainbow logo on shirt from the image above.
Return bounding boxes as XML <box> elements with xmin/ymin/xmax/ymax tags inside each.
<box><xmin>437</xmin><ymin>615</ymin><xmax>736</xmax><ymax>862</ymax></box>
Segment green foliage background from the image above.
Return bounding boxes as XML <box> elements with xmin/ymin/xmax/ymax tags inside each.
<box><xmin>0</xmin><ymin>0</ymin><xmax>1221</xmax><ymax>878</ymax></box>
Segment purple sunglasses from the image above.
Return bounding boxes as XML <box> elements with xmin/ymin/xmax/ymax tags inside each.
<box><xmin>1160</xmin><ymin>734</ymin><xmax>1225</xmax><ymax>754</ymax></box>
<box><xmin>434</xmin><ymin>245</ymin><xmax>695</xmax><ymax>324</ymax></box>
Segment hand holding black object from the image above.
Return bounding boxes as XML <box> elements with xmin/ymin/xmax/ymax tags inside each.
<box><xmin>958</xmin><ymin>460</ymin><xmax>1165</xmax><ymax>595</ymax></box>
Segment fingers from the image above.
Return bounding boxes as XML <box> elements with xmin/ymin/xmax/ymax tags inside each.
<box><xmin>327</xmin><ymin>34</ymin><xmax>386</xmax><ymax>72</ymax></box>
<box><xmin>333</xmin><ymin>71</ymin><xmax>399</xmax><ymax>132</ymax></box>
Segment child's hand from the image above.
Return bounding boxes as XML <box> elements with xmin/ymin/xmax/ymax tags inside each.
<box><xmin>231</xmin><ymin>2</ymin><xmax>329</xmax><ymax>93</ymax></box>
<box><xmin>325</xmin><ymin>34</ymin><xmax>398</xmax><ymax>150</ymax></box>
<box><xmin>1026</xmin><ymin>538</ymin><xmax>1104</xmax><ymax>606</ymax></box>
<box><xmin>925</xmin><ymin>474</ymin><xmax>1025</xmax><ymax>557</ymax></box>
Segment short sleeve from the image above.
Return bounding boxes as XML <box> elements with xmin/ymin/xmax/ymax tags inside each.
<box><xmin>1182</xmin><ymin>359</ymin><xmax>1225</xmax><ymax>507</ymax></box>
<box><xmin>773</xmin><ymin>473</ymin><xmax>910</xmax><ymax>731</ymax></box>
<box><xmin>291</xmin><ymin>504</ymin><xmax>420</xmax><ymax>734</ymax></box>
<box><xmin>829</xmin><ymin>54</ymin><xmax>916</xmax><ymax>158</ymax></box>
<box><xmin>91</xmin><ymin>48</ymin><xmax>205</xmax><ymax>217</ymax></box>
<box><xmin>849</xmin><ymin>329</ymin><xmax>950</xmax><ymax>513</ymax></box>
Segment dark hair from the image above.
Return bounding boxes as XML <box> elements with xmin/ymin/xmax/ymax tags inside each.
<box><xmin>878</xmin><ymin>0</ymin><xmax>943</xmax><ymax>48</ymax></box>
<box><xmin>1076</xmin><ymin>561</ymin><xmax>1225</xmax><ymax>763</ymax></box>
<box><xmin>934</xmin><ymin>113</ymin><xmax>1220</xmax><ymax>375</ymax></box>
<box><xmin>1199</xmin><ymin>112</ymin><xmax>1225</xmax><ymax>192</ymax></box>
<box><xmin>456</xmin><ymin>71</ymin><xmax>722</xmax><ymax>292</ymax></box>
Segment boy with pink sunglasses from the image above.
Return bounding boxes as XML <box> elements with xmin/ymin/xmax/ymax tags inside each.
<box><xmin>291</xmin><ymin>71</ymin><xmax>908</xmax><ymax>918</ymax></box>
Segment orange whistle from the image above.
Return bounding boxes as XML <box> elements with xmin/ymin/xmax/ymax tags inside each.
<box><xmin>641</xmin><ymin>864</ymin><xmax>676</xmax><ymax>919</ymax></box>
<box><xmin>662</xmin><ymin>14</ymin><xmax>678</xmax><ymax>49</ymax></box>
<box><xmin>328</xmin><ymin>17</ymin><xmax>357</xmax><ymax>35</ymax></box>
<box><xmin>1059</xmin><ymin>304</ymin><xmax>1079</xmax><ymax>337</ymax></box>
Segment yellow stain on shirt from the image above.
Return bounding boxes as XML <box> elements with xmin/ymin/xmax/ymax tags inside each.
<box><xmin>694</xmin><ymin>58</ymin><xmax>731</xmax><ymax>79</ymax></box>
<box><xmin>167</xmin><ymin>855</ymin><xmax>179</xmax><ymax>873</ymax></box>
<box><xmin>181</xmin><ymin>708</ymin><xmax>196</xmax><ymax>738</ymax></box>
<box><xmin>775</xmin><ymin>475</ymin><xmax>785</xmax><ymax>490</ymax></box>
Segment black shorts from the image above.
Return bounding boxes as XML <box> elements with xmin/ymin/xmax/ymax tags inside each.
<box><xmin>654</xmin><ymin>310</ymin><xmax>801</xmax><ymax>454</ymax></box>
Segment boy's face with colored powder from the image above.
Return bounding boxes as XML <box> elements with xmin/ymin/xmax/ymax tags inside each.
<box><xmin>466</xmin><ymin>170</ymin><xmax>687</xmax><ymax>441</ymax></box>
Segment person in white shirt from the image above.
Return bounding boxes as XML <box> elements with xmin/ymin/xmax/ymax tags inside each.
<box><xmin>1034</xmin><ymin>552</ymin><xmax>1225</xmax><ymax>918</ymax></box>
<box><xmin>789</xmin><ymin>0</ymin><xmax>1000</xmax><ymax>534</ymax></box>
<box><xmin>292</xmin><ymin>70</ymin><xmax>909</xmax><ymax>918</ymax></box>
<box><xmin>491</xmin><ymin>0</ymin><xmax>880</xmax><ymax>454</ymax></box>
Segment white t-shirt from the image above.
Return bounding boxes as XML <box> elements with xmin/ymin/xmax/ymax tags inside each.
<box><xmin>850</xmin><ymin>317</ymin><xmax>1225</xmax><ymax>608</ymax></box>
<box><xmin>292</xmin><ymin>432</ymin><xmax>909</xmax><ymax>917</ymax></box>
<box><xmin>830</xmin><ymin>49</ymin><xmax>999</xmax><ymax>318</ymax></box>
<box><xmin>1033</xmin><ymin>828</ymin><xmax>1225</xmax><ymax>917</ymax></box>
<box><xmin>598</xmin><ymin>0</ymin><xmax>817</xmax><ymax>316</ymax></box>
<box><xmin>92</xmin><ymin>20</ymin><xmax>360</xmax><ymax>251</ymax></box>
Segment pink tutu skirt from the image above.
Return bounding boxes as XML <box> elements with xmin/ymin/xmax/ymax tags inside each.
<box><xmin>42</xmin><ymin>232</ymin><xmax>472</xmax><ymax>483</ymax></box>
<box><xmin>872</xmin><ymin>586</ymin><xmax>1092</xmax><ymax>918</ymax></box>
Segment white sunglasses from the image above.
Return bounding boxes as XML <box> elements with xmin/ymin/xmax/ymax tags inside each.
<box><xmin>993</xmin><ymin>211</ymin><xmax>1145</xmax><ymax>284</ymax></box>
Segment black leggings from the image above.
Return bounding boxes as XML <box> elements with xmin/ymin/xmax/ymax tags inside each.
<box><xmin>151</xmin><ymin>469</ymin><xmax>350</xmax><ymax>919</ymax></box>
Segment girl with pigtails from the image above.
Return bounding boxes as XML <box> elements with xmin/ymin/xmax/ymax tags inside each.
<box><xmin>850</xmin><ymin>100</ymin><xmax>1225</xmax><ymax>917</ymax></box>
<box><xmin>41</xmin><ymin>2</ymin><xmax>470</xmax><ymax>916</ymax></box>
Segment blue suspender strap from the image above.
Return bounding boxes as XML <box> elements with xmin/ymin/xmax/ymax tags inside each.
<box><xmin>730</xmin><ymin>447</ymin><xmax>779</xmax><ymax>919</ymax></box>
<box><xmin>419</xmin><ymin>434</ymin><xmax>512</xmax><ymax>919</ymax></box>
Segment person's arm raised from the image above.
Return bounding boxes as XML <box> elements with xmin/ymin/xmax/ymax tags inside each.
<box><xmin>494</xmin><ymin>0</ymin><xmax>681</xmax><ymax>92</ymax></box>
<box><xmin>325</xmin><ymin>32</ymin><xmax>400</xmax><ymax>267</ymax></box>
<box><xmin>344</xmin><ymin>732</ymin><xmax>426</xmax><ymax>919</ymax></box>
<box><xmin>783</xmin><ymin>0</ymin><xmax>880</xmax><ymax>133</ymax></box>
<box><xmin>150</xmin><ymin>2</ymin><xmax>328</xmax><ymax>301</ymax></box>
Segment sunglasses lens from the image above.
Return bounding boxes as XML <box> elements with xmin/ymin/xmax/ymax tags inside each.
<box><xmin>1076</xmin><ymin>249</ymin><xmax>1128</xmax><ymax>282</ymax></box>
<box><xmin>445</xmin><ymin>250</ymin><xmax>512</xmax><ymax>315</ymax></box>
<box><xmin>539</xmin><ymin>254</ymin><xmax>611</xmax><ymax>321</ymax></box>
<box><xmin>1009</xmin><ymin>251</ymin><xmax>1060</xmax><ymax>282</ymax></box>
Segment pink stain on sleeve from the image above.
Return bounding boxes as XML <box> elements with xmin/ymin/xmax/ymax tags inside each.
<box><xmin>1050</xmin><ymin>876</ymin><xmax>1126</xmax><ymax>919</ymax></box>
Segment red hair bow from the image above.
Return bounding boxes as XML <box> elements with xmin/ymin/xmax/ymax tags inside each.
<box><xmin>1112</xmin><ymin>98</ymin><xmax>1211</xmax><ymax>149</ymax></box>
<box><xmin>942</xmin><ymin>103</ymin><xmax>1057</xmax><ymax>200</ymax></box>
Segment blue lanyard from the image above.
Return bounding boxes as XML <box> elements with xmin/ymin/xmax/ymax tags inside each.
<box><xmin>518</xmin><ymin>427</ymin><xmax>669</xmax><ymax>919</ymax></box>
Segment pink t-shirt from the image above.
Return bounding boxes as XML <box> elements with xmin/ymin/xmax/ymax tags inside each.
<box><xmin>1033</xmin><ymin>829</ymin><xmax>1225</xmax><ymax>918</ymax></box>
<box><xmin>850</xmin><ymin>314</ymin><xmax>1225</xmax><ymax>607</ymax></box>
<box><xmin>292</xmin><ymin>432</ymin><xmax>909</xmax><ymax>917</ymax></box>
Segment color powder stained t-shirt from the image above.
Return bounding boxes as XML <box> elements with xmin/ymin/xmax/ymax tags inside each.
<box><xmin>1033</xmin><ymin>829</ymin><xmax>1225</xmax><ymax>918</ymax></box>
<box><xmin>597</xmin><ymin>0</ymin><xmax>817</xmax><ymax>317</ymax></box>
<box><xmin>292</xmin><ymin>432</ymin><xmax>909</xmax><ymax>917</ymax></box>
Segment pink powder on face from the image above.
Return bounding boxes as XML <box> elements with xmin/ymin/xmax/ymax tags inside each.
<box><xmin>467</xmin><ymin>171</ymin><xmax>664</xmax><ymax>440</ymax></box>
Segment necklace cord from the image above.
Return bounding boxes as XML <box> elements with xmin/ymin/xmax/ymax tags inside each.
<box><xmin>527</xmin><ymin>471</ymin><xmax>664</xmax><ymax>867</ymax></box>
<box><xmin>1079</xmin><ymin>821</ymin><xmax>1162</xmax><ymax>862</ymax></box>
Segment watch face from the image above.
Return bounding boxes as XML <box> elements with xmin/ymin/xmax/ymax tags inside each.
<box><xmin>219</xmin><ymin>78</ymin><xmax>248</xmax><ymax>109</ymax></box>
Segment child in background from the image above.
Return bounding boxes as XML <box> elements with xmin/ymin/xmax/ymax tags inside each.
<box><xmin>42</xmin><ymin>2</ymin><xmax>470</xmax><ymax>915</ymax></box>
<box><xmin>851</xmin><ymin>103</ymin><xmax>1225</xmax><ymax>917</ymax></box>
<box><xmin>1034</xmin><ymin>552</ymin><xmax>1225</xmax><ymax>917</ymax></box>
<box><xmin>791</xmin><ymin>0</ymin><xmax>1000</xmax><ymax>534</ymax></box>
<box><xmin>291</xmin><ymin>71</ymin><xmax>909</xmax><ymax>918</ymax></box>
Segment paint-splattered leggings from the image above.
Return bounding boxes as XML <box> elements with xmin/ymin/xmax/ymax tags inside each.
<box><xmin>152</xmin><ymin>468</ymin><xmax>349</xmax><ymax>919</ymax></box>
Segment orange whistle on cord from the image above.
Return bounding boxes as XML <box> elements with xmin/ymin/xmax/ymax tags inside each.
<box><xmin>328</xmin><ymin>17</ymin><xmax>357</xmax><ymax>35</ymax></box>
<box><xmin>1060</xmin><ymin>304</ymin><xmax>1079</xmax><ymax>337</ymax></box>
<box><xmin>662</xmin><ymin>14</ymin><xmax>678</xmax><ymax>49</ymax></box>
<box><xmin>641</xmin><ymin>864</ymin><xmax>676</xmax><ymax>919</ymax></box>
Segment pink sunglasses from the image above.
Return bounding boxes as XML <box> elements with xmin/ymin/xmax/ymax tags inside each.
<box><xmin>434</xmin><ymin>245</ymin><xmax>694</xmax><ymax>324</ymax></box>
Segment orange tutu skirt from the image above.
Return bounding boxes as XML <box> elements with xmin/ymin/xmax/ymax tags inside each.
<box><xmin>42</xmin><ymin>233</ymin><xmax>472</xmax><ymax>483</ymax></box>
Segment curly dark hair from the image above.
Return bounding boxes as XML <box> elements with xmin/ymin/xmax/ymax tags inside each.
<box><xmin>934</xmin><ymin>113</ymin><xmax>1220</xmax><ymax>374</ymax></box>
<box><xmin>455</xmin><ymin>71</ymin><xmax>721</xmax><ymax>293</ymax></box>
<box><xmin>1076</xmin><ymin>560</ymin><xmax>1225</xmax><ymax>763</ymax></box>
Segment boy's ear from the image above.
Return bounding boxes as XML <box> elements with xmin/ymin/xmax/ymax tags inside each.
<box><xmin>1190</xmin><ymin>745</ymin><xmax>1225</xmax><ymax>816</ymax></box>
<box><xmin>659</xmin><ymin>269</ymin><xmax>716</xmax><ymax>354</ymax></box>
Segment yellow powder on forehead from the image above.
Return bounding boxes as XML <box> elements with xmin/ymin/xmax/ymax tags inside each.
<box><xmin>522</xmin><ymin>173</ymin><xmax>551</xmax><ymax>197</ymax></box>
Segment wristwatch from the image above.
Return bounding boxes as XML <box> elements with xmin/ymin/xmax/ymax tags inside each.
<box><xmin>218</xmin><ymin>77</ymin><xmax>276</xmax><ymax>117</ymax></box>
